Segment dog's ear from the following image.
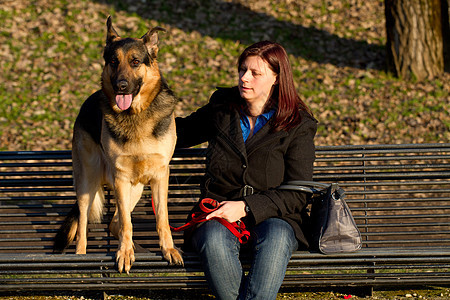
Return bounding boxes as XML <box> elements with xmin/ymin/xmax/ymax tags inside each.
<box><xmin>106</xmin><ymin>16</ymin><xmax>120</xmax><ymax>45</ymax></box>
<box><xmin>141</xmin><ymin>27</ymin><xmax>166</xmax><ymax>58</ymax></box>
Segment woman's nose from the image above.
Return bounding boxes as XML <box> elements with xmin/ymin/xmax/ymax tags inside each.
<box><xmin>241</xmin><ymin>71</ymin><xmax>250</xmax><ymax>82</ymax></box>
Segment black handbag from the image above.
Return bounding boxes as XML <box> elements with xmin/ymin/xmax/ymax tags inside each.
<box><xmin>278</xmin><ymin>181</ymin><xmax>362</xmax><ymax>254</ymax></box>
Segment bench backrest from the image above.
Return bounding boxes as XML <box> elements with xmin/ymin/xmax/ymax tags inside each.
<box><xmin>1</xmin><ymin>144</ymin><xmax>449</xmax><ymax>253</ymax></box>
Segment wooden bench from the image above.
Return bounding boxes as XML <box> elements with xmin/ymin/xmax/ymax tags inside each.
<box><xmin>1</xmin><ymin>143</ymin><xmax>449</xmax><ymax>295</ymax></box>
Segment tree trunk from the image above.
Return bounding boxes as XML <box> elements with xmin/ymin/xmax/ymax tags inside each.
<box><xmin>385</xmin><ymin>0</ymin><xmax>444</xmax><ymax>80</ymax></box>
<box><xmin>442</xmin><ymin>0</ymin><xmax>450</xmax><ymax>71</ymax></box>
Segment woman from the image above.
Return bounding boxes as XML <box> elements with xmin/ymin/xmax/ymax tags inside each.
<box><xmin>176</xmin><ymin>41</ymin><xmax>317</xmax><ymax>300</ymax></box>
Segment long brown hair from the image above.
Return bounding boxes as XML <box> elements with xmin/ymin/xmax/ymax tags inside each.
<box><xmin>238</xmin><ymin>41</ymin><xmax>313</xmax><ymax>132</ymax></box>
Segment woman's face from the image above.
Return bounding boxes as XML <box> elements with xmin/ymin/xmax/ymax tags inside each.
<box><xmin>238</xmin><ymin>56</ymin><xmax>278</xmax><ymax>106</ymax></box>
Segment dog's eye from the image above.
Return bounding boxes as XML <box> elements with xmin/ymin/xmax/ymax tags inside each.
<box><xmin>131</xmin><ymin>59</ymin><xmax>140</xmax><ymax>67</ymax></box>
<box><xmin>110</xmin><ymin>58</ymin><xmax>118</xmax><ymax>67</ymax></box>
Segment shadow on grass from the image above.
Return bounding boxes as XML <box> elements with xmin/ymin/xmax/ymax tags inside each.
<box><xmin>96</xmin><ymin>0</ymin><xmax>386</xmax><ymax>71</ymax></box>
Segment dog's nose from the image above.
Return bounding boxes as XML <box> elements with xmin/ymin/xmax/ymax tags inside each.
<box><xmin>117</xmin><ymin>80</ymin><xmax>128</xmax><ymax>91</ymax></box>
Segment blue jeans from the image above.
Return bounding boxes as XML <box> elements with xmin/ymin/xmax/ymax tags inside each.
<box><xmin>192</xmin><ymin>218</ymin><xmax>298</xmax><ymax>300</ymax></box>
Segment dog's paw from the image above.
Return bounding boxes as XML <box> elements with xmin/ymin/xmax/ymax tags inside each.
<box><xmin>116</xmin><ymin>247</ymin><xmax>135</xmax><ymax>274</ymax></box>
<box><xmin>162</xmin><ymin>247</ymin><xmax>184</xmax><ymax>266</ymax></box>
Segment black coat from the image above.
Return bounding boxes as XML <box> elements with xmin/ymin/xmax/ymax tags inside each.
<box><xmin>176</xmin><ymin>87</ymin><xmax>317</xmax><ymax>247</ymax></box>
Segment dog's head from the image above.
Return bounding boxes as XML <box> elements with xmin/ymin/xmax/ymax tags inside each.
<box><xmin>101</xmin><ymin>16</ymin><xmax>166</xmax><ymax>114</ymax></box>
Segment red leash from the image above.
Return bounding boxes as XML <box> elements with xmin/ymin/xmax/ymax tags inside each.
<box><xmin>152</xmin><ymin>197</ymin><xmax>250</xmax><ymax>244</ymax></box>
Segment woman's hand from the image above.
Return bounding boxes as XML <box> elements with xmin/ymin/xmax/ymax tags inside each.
<box><xmin>206</xmin><ymin>200</ymin><xmax>247</xmax><ymax>223</ymax></box>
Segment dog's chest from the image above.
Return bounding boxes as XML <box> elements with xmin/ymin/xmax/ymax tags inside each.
<box><xmin>125</xmin><ymin>153</ymin><xmax>168</xmax><ymax>185</ymax></box>
<box><xmin>101</xmin><ymin>123</ymin><xmax>175</xmax><ymax>185</ymax></box>
<box><xmin>108</xmin><ymin>148</ymin><xmax>170</xmax><ymax>185</ymax></box>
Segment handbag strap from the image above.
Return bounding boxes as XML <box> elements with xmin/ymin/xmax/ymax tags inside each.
<box><xmin>278</xmin><ymin>180</ymin><xmax>330</xmax><ymax>194</ymax></box>
<box><xmin>279</xmin><ymin>181</ymin><xmax>345</xmax><ymax>202</ymax></box>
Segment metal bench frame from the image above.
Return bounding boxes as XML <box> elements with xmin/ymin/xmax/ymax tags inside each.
<box><xmin>1</xmin><ymin>143</ymin><xmax>449</xmax><ymax>295</ymax></box>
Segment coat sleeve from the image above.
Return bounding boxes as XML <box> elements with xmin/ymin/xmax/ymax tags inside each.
<box><xmin>175</xmin><ymin>91</ymin><xmax>222</xmax><ymax>148</ymax></box>
<box><xmin>243</xmin><ymin>116</ymin><xmax>317</xmax><ymax>225</ymax></box>
<box><xmin>175</xmin><ymin>104</ymin><xmax>213</xmax><ymax>148</ymax></box>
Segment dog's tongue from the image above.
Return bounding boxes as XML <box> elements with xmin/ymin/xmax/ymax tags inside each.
<box><xmin>115</xmin><ymin>94</ymin><xmax>133</xmax><ymax>111</ymax></box>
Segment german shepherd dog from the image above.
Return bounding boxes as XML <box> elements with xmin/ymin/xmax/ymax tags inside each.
<box><xmin>53</xmin><ymin>16</ymin><xmax>183</xmax><ymax>273</ymax></box>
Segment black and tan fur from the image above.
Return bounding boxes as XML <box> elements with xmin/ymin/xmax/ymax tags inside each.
<box><xmin>53</xmin><ymin>16</ymin><xmax>183</xmax><ymax>273</ymax></box>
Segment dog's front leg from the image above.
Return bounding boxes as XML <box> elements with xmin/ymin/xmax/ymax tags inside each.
<box><xmin>114</xmin><ymin>180</ymin><xmax>135</xmax><ymax>274</ymax></box>
<box><xmin>109</xmin><ymin>183</ymin><xmax>149</xmax><ymax>253</ymax></box>
<box><xmin>75</xmin><ymin>195</ymin><xmax>90</xmax><ymax>254</ymax></box>
<box><xmin>151</xmin><ymin>168</ymin><xmax>184</xmax><ymax>265</ymax></box>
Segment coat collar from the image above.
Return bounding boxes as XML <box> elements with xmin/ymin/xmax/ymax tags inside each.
<box><xmin>245</xmin><ymin>118</ymin><xmax>288</xmax><ymax>156</ymax></box>
<box><xmin>215</xmin><ymin>108</ymin><xmax>248</xmax><ymax>158</ymax></box>
<box><xmin>215</xmin><ymin>107</ymin><xmax>288</xmax><ymax>159</ymax></box>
